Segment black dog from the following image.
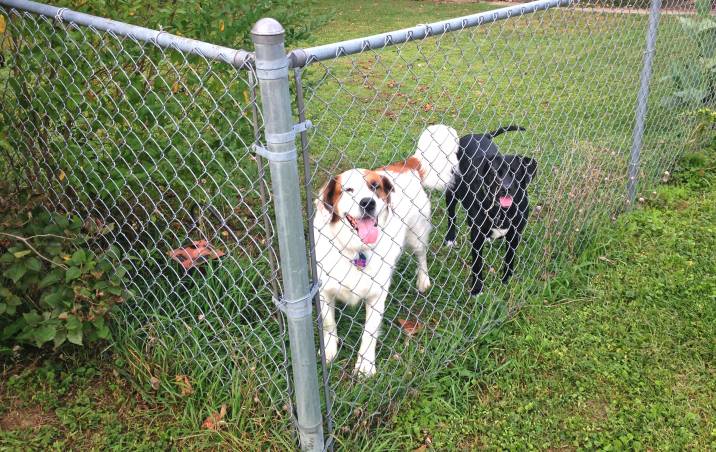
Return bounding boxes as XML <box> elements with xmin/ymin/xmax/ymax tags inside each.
<box><xmin>445</xmin><ymin>126</ymin><xmax>537</xmax><ymax>295</ymax></box>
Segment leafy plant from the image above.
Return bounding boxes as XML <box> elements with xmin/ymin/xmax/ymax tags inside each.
<box><xmin>687</xmin><ymin>107</ymin><xmax>716</xmax><ymax>148</ymax></box>
<box><xmin>56</xmin><ymin>0</ymin><xmax>332</xmax><ymax>50</ymax></box>
<box><xmin>0</xmin><ymin>0</ymin><xmax>333</xmax><ymax>247</ymax></box>
<box><xmin>661</xmin><ymin>0</ymin><xmax>716</xmax><ymax>108</ymax></box>
<box><xmin>0</xmin><ymin>208</ymin><xmax>128</xmax><ymax>348</ymax></box>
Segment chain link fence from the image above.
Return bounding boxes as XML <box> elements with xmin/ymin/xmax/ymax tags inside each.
<box><xmin>0</xmin><ymin>0</ymin><xmax>296</xmax><ymax>443</ymax></box>
<box><xmin>0</xmin><ymin>0</ymin><xmax>708</xmax><ymax>449</ymax></box>
<box><xmin>296</xmin><ymin>0</ymin><xmax>701</xmax><ymax>445</ymax></box>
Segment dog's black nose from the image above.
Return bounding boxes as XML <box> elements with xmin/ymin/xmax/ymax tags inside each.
<box><xmin>359</xmin><ymin>198</ymin><xmax>376</xmax><ymax>212</ymax></box>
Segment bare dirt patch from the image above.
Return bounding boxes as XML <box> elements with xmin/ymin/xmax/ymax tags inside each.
<box><xmin>0</xmin><ymin>405</ymin><xmax>57</xmax><ymax>431</ymax></box>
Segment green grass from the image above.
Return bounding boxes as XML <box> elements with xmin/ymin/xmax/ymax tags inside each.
<box><xmin>2</xmin><ymin>0</ymin><xmax>715</xmax><ymax>449</ymax></box>
<box><xmin>361</xmin><ymin>147</ymin><xmax>716</xmax><ymax>450</ymax></box>
<box><xmin>3</xmin><ymin>142</ymin><xmax>714</xmax><ymax>450</ymax></box>
<box><xmin>0</xmin><ymin>350</ymin><xmax>203</xmax><ymax>450</ymax></box>
<box><xmin>285</xmin><ymin>0</ymin><xmax>704</xmax><ymax>439</ymax></box>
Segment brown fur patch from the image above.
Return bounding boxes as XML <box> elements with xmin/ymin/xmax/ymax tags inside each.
<box><xmin>321</xmin><ymin>174</ymin><xmax>342</xmax><ymax>223</ymax></box>
<box><xmin>363</xmin><ymin>170</ymin><xmax>393</xmax><ymax>203</ymax></box>
<box><xmin>379</xmin><ymin>156</ymin><xmax>425</xmax><ymax>180</ymax></box>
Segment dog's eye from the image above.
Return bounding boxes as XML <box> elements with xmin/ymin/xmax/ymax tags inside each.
<box><xmin>370</xmin><ymin>182</ymin><xmax>379</xmax><ymax>191</ymax></box>
<box><xmin>345</xmin><ymin>187</ymin><xmax>354</xmax><ymax>193</ymax></box>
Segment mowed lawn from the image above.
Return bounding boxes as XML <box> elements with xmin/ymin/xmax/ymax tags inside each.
<box><xmin>1</xmin><ymin>1</ymin><xmax>714</xmax><ymax>450</ymax></box>
<box><xmin>2</xmin><ymin>143</ymin><xmax>713</xmax><ymax>450</ymax></box>
<box><xmin>289</xmin><ymin>0</ymin><xmax>703</xmax><ymax>439</ymax></box>
<box><xmin>377</xmin><ymin>147</ymin><xmax>716</xmax><ymax>451</ymax></box>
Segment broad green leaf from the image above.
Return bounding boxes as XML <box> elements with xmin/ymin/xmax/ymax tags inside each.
<box><xmin>106</xmin><ymin>286</ymin><xmax>124</xmax><ymax>296</ymax></box>
<box><xmin>26</xmin><ymin>257</ymin><xmax>43</xmax><ymax>273</ymax></box>
<box><xmin>34</xmin><ymin>324</ymin><xmax>57</xmax><ymax>346</ymax></box>
<box><xmin>39</xmin><ymin>271</ymin><xmax>62</xmax><ymax>289</ymax></box>
<box><xmin>66</xmin><ymin>315</ymin><xmax>82</xmax><ymax>332</ymax></box>
<box><xmin>23</xmin><ymin>311</ymin><xmax>42</xmax><ymax>326</ymax></box>
<box><xmin>0</xmin><ymin>302</ymin><xmax>6</xmax><ymax>314</ymax></box>
<box><xmin>53</xmin><ymin>329</ymin><xmax>67</xmax><ymax>349</ymax></box>
<box><xmin>65</xmin><ymin>266</ymin><xmax>82</xmax><ymax>283</ymax></box>
<box><xmin>3</xmin><ymin>320</ymin><xmax>25</xmax><ymax>340</ymax></box>
<box><xmin>67</xmin><ymin>328</ymin><xmax>83</xmax><ymax>345</ymax></box>
<box><xmin>68</xmin><ymin>250</ymin><xmax>86</xmax><ymax>266</ymax></box>
<box><xmin>4</xmin><ymin>264</ymin><xmax>27</xmax><ymax>284</ymax></box>
<box><xmin>95</xmin><ymin>323</ymin><xmax>111</xmax><ymax>340</ymax></box>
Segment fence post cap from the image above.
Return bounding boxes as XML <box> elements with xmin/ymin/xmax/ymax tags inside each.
<box><xmin>251</xmin><ymin>18</ymin><xmax>285</xmax><ymax>37</ymax></box>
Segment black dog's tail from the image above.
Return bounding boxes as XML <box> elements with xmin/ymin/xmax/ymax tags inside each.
<box><xmin>486</xmin><ymin>125</ymin><xmax>526</xmax><ymax>139</ymax></box>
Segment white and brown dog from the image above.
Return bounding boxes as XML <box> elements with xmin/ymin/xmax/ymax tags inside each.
<box><xmin>313</xmin><ymin>125</ymin><xmax>459</xmax><ymax>377</ymax></box>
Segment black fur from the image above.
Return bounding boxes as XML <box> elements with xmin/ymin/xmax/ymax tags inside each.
<box><xmin>445</xmin><ymin>126</ymin><xmax>536</xmax><ymax>295</ymax></box>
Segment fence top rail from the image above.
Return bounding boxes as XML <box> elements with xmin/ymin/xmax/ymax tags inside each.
<box><xmin>287</xmin><ymin>0</ymin><xmax>574</xmax><ymax>68</ymax></box>
<box><xmin>0</xmin><ymin>0</ymin><xmax>253</xmax><ymax>68</ymax></box>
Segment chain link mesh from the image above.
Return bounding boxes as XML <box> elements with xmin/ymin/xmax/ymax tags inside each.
<box><xmin>0</xmin><ymin>6</ymin><xmax>295</xmax><ymax>439</ymax></box>
<box><xmin>0</xmin><ymin>0</ymin><xmax>708</xmax><ymax>447</ymax></box>
<box><xmin>298</xmin><ymin>0</ymin><xmax>702</xmax><ymax>442</ymax></box>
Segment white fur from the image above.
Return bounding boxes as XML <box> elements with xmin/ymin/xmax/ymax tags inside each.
<box><xmin>414</xmin><ymin>124</ymin><xmax>460</xmax><ymax>191</ymax></box>
<box><xmin>313</xmin><ymin>125</ymin><xmax>460</xmax><ymax>378</ymax></box>
<box><xmin>314</xmin><ymin>169</ymin><xmax>431</xmax><ymax>377</ymax></box>
<box><xmin>489</xmin><ymin>228</ymin><xmax>509</xmax><ymax>240</ymax></box>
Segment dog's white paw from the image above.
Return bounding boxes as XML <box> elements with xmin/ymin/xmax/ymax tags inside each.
<box><xmin>444</xmin><ymin>240</ymin><xmax>456</xmax><ymax>247</ymax></box>
<box><xmin>323</xmin><ymin>336</ymin><xmax>338</xmax><ymax>363</ymax></box>
<box><xmin>417</xmin><ymin>274</ymin><xmax>431</xmax><ymax>293</ymax></box>
<box><xmin>354</xmin><ymin>358</ymin><xmax>376</xmax><ymax>378</ymax></box>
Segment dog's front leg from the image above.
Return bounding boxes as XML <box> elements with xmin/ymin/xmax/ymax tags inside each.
<box><xmin>469</xmin><ymin>221</ymin><xmax>487</xmax><ymax>295</ymax></box>
<box><xmin>502</xmin><ymin>228</ymin><xmax>520</xmax><ymax>284</ymax></box>
<box><xmin>503</xmin><ymin>213</ymin><xmax>528</xmax><ymax>284</ymax></box>
<box><xmin>319</xmin><ymin>294</ymin><xmax>339</xmax><ymax>363</ymax></box>
<box><xmin>354</xmin><ymin>292</ymin><xmax>387</xmax><ymax>377</ymax></box>
<box><xmin>444</xmin><ymin>188</ymin><xmax>458</xmax><ymax>246</ymax></box>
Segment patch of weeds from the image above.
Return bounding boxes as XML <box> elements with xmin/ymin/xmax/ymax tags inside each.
<box><xmin>0</xmin><ymin>349</ymin><xmax>215</xmax><ymax>450</ymax></box>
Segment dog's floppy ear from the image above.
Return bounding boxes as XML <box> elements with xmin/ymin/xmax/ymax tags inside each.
<box><xmin>381</xmin><ymin>175</ymin><xmax>393</xmax><ymax>195</ymax></box>
<box><xmin>321</xmin><ymin>176</ymin><xmax>341</xmax><ymax>223</ymax></box>
<box><xmin>520</xmin><ymin>157</ymin><xmax>537</xmax><ymax>186</ymax></box>
<box><xmin>381</xmin><ymin>175</ymin><xmax>394</xmax><ymax>204</ymax></box>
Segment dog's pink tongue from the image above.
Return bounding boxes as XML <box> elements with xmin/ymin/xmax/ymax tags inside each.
<box><xmin>499</xmin><ymin>195</ymin><xmax>513</xmax><ymax>208</ymax></box>
<box><xmin>356</xmin><ymin>218</ymin><xmax>379</xmax><ymax>244</ymax></box>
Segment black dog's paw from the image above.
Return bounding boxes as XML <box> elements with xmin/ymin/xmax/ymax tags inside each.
<box><xmin>501</xmin><ymin>271</ymin><xmax>513</xmax><ymax>284</ymax></box>
<box><xmin>444</xmin><ymin>231</ymin><xmax>457</xmax><ymax>247</ymax></box>
<box><xmin>469</xmin><ymin>280</ymin><xmax>483</xmax><ymax>296</ymax></box>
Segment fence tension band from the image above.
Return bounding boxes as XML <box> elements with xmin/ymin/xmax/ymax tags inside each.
<box><xmin>252</xmin><ymin>143</ymin><xmax>297</xmax><ymax>162</ymax></box>
<box><xmin>274</xmin><ymin>281</ymin><xmax>320</xmax><ymax>317</ymax></box>
<box><xmin>266</xmin><ymin>120</ymin><xmax>313</xmax><ymax>145</ymax></box>
<box><xmin>253</xmin><ymin>120</ymin><xmax>313</xmax><ymax>161</ymax></box>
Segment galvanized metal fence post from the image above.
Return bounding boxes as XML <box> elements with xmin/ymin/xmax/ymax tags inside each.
<box><xmin>251</xmin><ymin>18</ymin><xmax>324</xmax><ymax>451</ymax></box>
<box><xmin>628</xmin><ymin>0</ymin><xmax>662</xmax><ymax>206</ymax></box>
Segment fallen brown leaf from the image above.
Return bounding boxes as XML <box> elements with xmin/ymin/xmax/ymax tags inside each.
<box><xmin>150</xmin><ymin>376</ymin><xmax>160</xmax><ymax>391</ymax></box>
<box><xmin>202</xmin><ymin>404</ymin><xmax>227</xmax><ymax>431</ymax></box>
<box><xmin>398</xmin><ymin>319</ymin><xmax>422</xmax><ymax>336</ymax></box>
<box><xmin>175</xmin><ymin>374</ymin><xmax>193</xmax><ymax>396</ymax></box>
<box><xmin>168</xmin><ymin>240</ymin><xmax>225</xmax><ymax>270</ymax></box>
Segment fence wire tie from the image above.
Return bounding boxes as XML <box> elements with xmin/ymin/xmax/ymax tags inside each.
<box><xmin>273</xmin><ymin>280</ymin><xmax>320</xmax><ymax>317</ymax></box>
<box><xmin>54</xmin><ymin>7</ymin><xmax>68</xmax><ymax>23</ymax></box>
<box><xmin>252</xmin><ymin>120</ymin><xmax>312</xmax><ymax>161</ymax></box>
